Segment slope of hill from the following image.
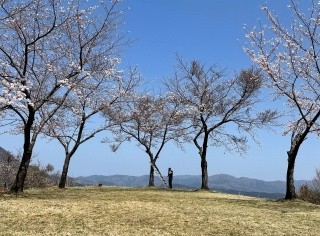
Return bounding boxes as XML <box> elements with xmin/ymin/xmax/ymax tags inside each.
<box><xmin>2</xmin><ymin>187</ymin><xmax>320</xmax><ymax>235</ymax></box>
<box><xmin>0</xmin><ymin>147</ymin><xmax>15</xmax><ymax>161</ymax></box>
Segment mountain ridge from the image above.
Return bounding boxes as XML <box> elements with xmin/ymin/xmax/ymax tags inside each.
<box><xmin>74</xmin><ymin>174</ymin><xmax>310</xmax><ymax>199</ymax></box>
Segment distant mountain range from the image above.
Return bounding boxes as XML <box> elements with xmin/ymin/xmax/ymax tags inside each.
<box><xmin>0</xmin><ymin>146</ymin><xmax>310</xmax><ymax>199</ymax></box>
<box><xmin>74</xmin><ymin>174</ymin><xmax>310</xmax><ymax>199</ymax></box>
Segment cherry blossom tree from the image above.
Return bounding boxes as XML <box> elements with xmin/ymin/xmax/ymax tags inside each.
<box><xmin>0</xmin><ymin>0</ymin><xmax>125</xmax><ymax>192</ymax></box>
<box><xmin>105</xmin><ymin>92</ymin><xmax>187</xmax><ymax>187</ymax></box>
<box><xmin>244</xmin><ymin>0</ymin><xmax>320</xmax><ymax>199</ymax></box>
<box><xmin>166</xmin><ymin>58</ymin><xmax>277</xmax><ymax>190</ymax></box>
<box><xmin>44</xmin><ymin>68</ymin><xmax>140</xmax><ymax>188</ymax></box>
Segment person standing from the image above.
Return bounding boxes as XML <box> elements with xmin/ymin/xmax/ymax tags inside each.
<box><xmin>168</xmin><ymin>167</ymin><xmax>173</xmax><ymax>189</ymax></box>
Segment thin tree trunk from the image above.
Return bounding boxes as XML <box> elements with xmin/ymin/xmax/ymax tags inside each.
<box><xmin>59</xmin><ymin>154</ymin><xmax>71</xmax><ymax>188</ymax></box>
<box><xmin>148</xmin><ymin>163</ymin><xmax>155</xmax><ymax>187</ymax></box>
<box><xmin>284</xmin><ymin>130</ymin><xmax>311</xmax><ymax>200</ymax></box>
<box><xmin>10</xmin><ymin>150</ymin><xmax>32</xmax><ymax>193</ymax></box>
<box><xmin>285</xmin><ymin>150</ymin><xmax>298</xmax><ymax>199</ymax></box>
<box><xmin>201</xmin><ymin>156</ymin><xmax>209</xmax><ymax>190</ymax></box>
<box><xmin>10</xmin><ymin>110</ymin><xmax>35</xmax><ymax>193</ymax></box>
<box><xmin>201</xmin><ymin>133</ymin><xmax>209</xmax><ymax>190</ymax></box>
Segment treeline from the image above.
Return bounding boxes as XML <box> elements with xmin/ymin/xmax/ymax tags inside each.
<box><xmin>299</xmin><ymin>170</ymin><xmax>320</xmax><ymax>205</ymax></box>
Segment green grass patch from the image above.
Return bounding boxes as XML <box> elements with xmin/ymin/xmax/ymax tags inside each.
<box><xmin>0</xmin><ymin>187</ymin><xmax>319</xmax><ymax>235</ymax></box>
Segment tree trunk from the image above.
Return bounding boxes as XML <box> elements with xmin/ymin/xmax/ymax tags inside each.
<box><xmin>148</xmin><ymin>163</ymin><xmax>155</xmax><ymax>187</ymax></box>
<box><xmin>284</xmin><ymin>130</ymin><xmax>310</xmax><ymax>200</ymax></box>
<box><xmin>285</xmin><ymin>150</ymin><xmax>298</xmax><ymax>199</ymax></box>
<box><xmin>200</xmin><ymin>133</ymin><xmax>209</xmax><ymax>190</ymax></box>
<box><xmin>201</xmin><ymin>156</ymin><xmax>209</xmax><ymax>190</ymax></box>
<box><xmin>59</xmin><ymin>154</ymin><xmax>71</xmax><ymax>188</ymax></box>
<box><xmin>10</xmin><ymin>110</ymin><xmax>35</xmax><ymax>193</ymax></box>
<box><xmin>10</xmin><ymin>150</ymin><xmax>32</xmax><ymax>193</ymax></box>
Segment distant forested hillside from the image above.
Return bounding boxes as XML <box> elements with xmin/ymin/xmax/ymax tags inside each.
<box><xmin>74</xmin><ymin>174</ymin><xmax>310</xmax><ymax>199</ymax></box>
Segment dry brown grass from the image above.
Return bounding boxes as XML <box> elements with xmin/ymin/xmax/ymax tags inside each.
<box><xmin>0</xmin><ymin>187</ymin><xmax>319</xmax><ymax>235</ymax></box>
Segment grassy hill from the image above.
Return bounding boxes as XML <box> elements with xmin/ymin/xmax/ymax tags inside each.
<box><xmin>1</xmin><ymin>187</ymin><xmax>319</xmax><ymax>235</ymax></box>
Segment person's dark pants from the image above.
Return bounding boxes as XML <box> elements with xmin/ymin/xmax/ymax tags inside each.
<box><xmin>169</xmin><ymin>177</ymin><xmax>173</xmax><ymax>189</ymax></box>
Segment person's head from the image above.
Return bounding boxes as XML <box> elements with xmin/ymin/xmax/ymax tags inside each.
<box><xmin>168</xmin><ymin>167</ymin><xmax>171</xmax><ymax>171</ymax></box>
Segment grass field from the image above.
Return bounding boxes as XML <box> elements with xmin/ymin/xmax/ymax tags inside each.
<box><xmin>0</xmin><ymin>187</ymin><xmax>319</xmax><ymax>235</ymax></box>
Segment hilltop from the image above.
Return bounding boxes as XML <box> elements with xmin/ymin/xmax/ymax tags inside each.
<box><xmin>0</xmin><ymin>187</ymin><xmax>319</xmax><ymax>235</ymax></box>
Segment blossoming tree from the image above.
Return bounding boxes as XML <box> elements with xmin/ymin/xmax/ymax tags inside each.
<box><xmin>244</xmin><ymin>0</ymin><xmax>320</xmax><ymax>199</ymax></box>
<box><xmin>44</xmin><ymin>68</ymin><xmax>140</xmax><ymax>188</ymax></box>
<box><xmin>0</xmin><ymin>0</ymin><xmax>125</xmax><ymax>192</ymax></box>
<box><xmin>105</xmin><ymin>92</ymin><xmax>187</xmax><ymax>187</ymax></box>
<box><xmin>166</xmin><ymin>58</ymin><xmax>277</xmax><ymax>190</ymax></box>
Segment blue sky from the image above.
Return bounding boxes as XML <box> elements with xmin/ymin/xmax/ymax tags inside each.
<box><xmin>1</xmin><ymin>0</ymin><xmax>319</xmax><ymax>182</ymax></box>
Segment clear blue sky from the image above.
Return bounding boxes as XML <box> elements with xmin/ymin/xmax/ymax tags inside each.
<box><xmin>1</xmin><ymin>0</ymin><xmax>319</xmax><ymax>182</ymax></box>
